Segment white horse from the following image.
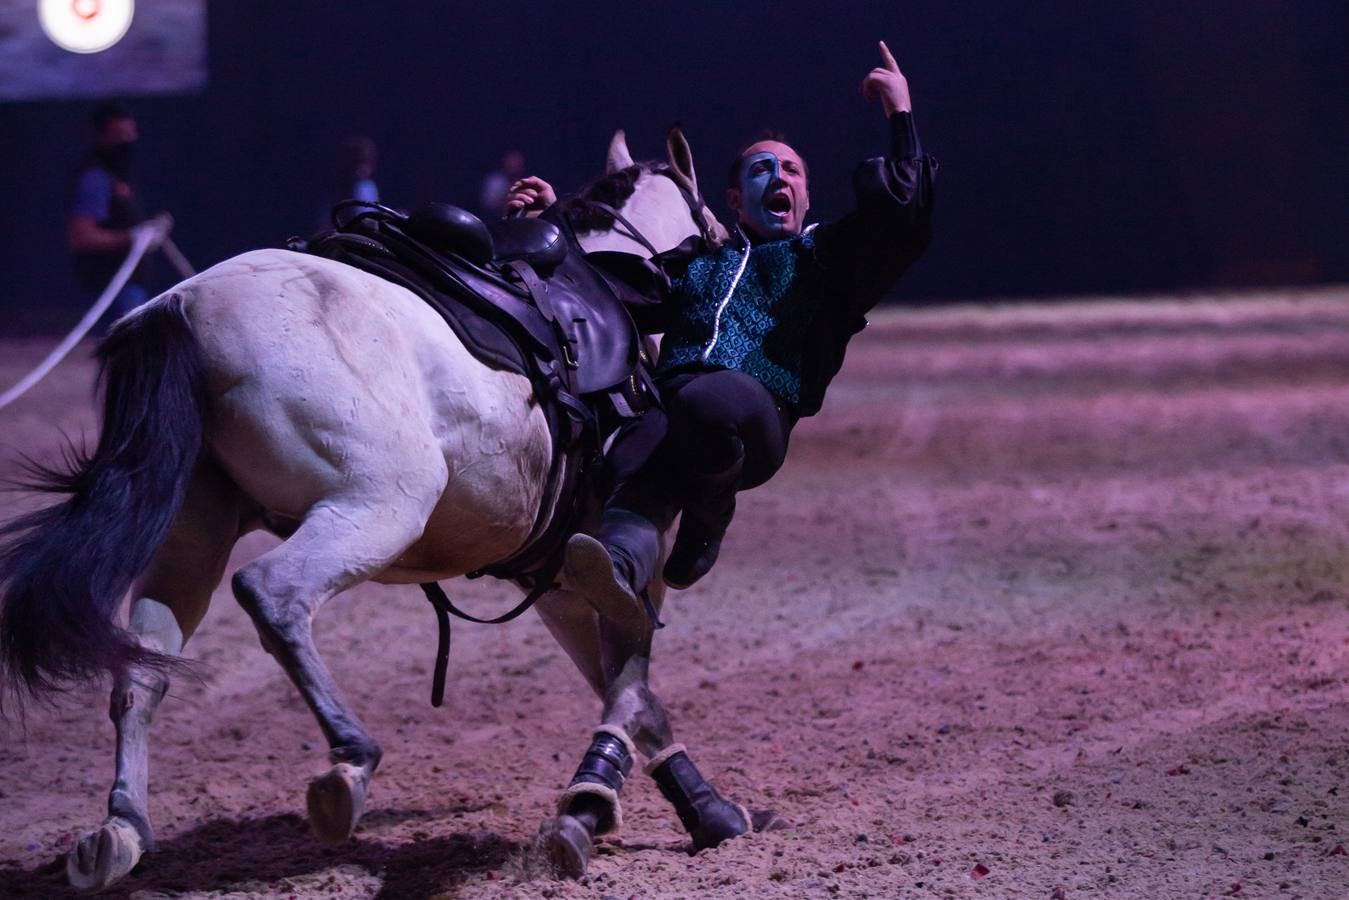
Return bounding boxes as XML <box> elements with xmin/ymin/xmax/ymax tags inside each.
<box><xmin>0</xmin><ymin>129</ymin><xmax>765</xmax><ymax>892</ymax></box>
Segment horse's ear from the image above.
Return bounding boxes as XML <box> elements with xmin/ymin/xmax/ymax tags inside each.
<box><xmin>666</xmin><ymin>125</ymin><xmax>699</xmax><ymax>194</ymax></box>
<box><xmin>606</xmin><ymin>130</ymin><xmax>634</xmax><ymax>173</ymax></box>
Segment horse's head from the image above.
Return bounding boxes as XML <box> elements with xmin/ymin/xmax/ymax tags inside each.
<box><xmin>564</xmin><ymin>127</ymin><xmax>729</xmax><ymax>257</ymax></box>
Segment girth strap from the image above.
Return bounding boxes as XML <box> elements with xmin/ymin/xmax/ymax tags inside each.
<box><xmin>418</xmin><ymin>575</ymin><xmax>559</xmax><ymax>707</ymax></box>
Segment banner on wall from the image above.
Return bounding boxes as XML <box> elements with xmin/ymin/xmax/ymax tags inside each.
<box><xmin>0</xmin><ymin>0</ymin><xmax>207</xmax><ymax>101</ymax></box>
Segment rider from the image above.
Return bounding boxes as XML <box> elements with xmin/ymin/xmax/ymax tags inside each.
<box><xmin>507</xmin><ymin>41</ymin><xmax>936</xmax><ymax>612</ymax></box>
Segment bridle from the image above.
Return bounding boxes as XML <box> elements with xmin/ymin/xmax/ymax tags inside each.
<box><xmin>567</xmin><ymin>164</ymin><xmax>720</xmax><ymax>257</ymax></box>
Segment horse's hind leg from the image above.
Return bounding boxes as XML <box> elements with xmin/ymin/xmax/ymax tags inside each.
<box><xmin>230</xmin><ymin>472</ymin><xmax>443</xmax><ymax>844</ymax></box>
<box><xmin>67</xmin><ymin>461</ymin><xmax>242</xmax><ymax>893</ymax></box>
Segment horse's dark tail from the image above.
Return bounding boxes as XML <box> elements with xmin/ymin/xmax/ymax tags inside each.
<box><xmin>0</xmin><ymin>295</ymin><xmax>207</xmax><ymax>703</ymax></box>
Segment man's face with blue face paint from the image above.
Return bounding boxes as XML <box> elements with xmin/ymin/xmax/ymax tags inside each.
<box><xmin>727</xmin><ymin>140</ymin><xmax>809</xmax><ymax>241</ymax></box>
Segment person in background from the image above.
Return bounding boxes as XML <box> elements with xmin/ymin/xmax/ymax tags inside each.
<box><xmin>479</xmin><ymin>148</ymin><xmax>527</xmax><ymax>219</ymax></box>
<box><xmin>68</xmin><ymin>101</ymin><xmax>168</xmax><ymax>331</ymax></box>
<box><xmin>318</xmin><ymin>135</ymin><xmax>380</xmax><ymax>229</ymax></box>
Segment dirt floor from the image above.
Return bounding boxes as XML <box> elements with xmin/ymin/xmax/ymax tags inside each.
<box><xmin>3</xmin><ymin>288</ymin><xmax>1349</xmax><ymax>899</ymax></box>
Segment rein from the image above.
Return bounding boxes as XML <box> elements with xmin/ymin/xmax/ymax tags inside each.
<box><xmin>568</xmin><ymin>165</ymin><xmax>717</xmax><ymax>256</ymax></box>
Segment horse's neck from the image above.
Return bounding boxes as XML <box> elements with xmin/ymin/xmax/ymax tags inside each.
<box><xmin>575</xmin><ymin>172</ymin><xmax>692</xmax><ymax>258</ymax></box>
<box><xmin>576</xmin><ymin>230</ymin><xmax>662</xmax><ymax>256</ymax></box>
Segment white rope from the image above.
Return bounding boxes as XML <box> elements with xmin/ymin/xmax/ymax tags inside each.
<box><xmin>160</xmin><ymin>236</ymin><xmax>197</xmax><ymax>280</ymax></box>
<box><xmin>0</xmin><ymin>227</ymin><xmax>158</xmax><ymax>411</ymax></box>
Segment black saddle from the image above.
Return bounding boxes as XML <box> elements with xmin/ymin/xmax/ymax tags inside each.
<box><xmin>289</xmin><ymin>200</ymin><xmax>660</xmax><ymax>583</ymax></box>
<box><xmin>402</xmin><ymin>201</ymin><xmax>569</xmax><ymax>271</ymax></box>
<box><xmin>289</xmin><ymin>199</ymin><xmax>674</xmax><ymax>706</ymax></box>
<box><xmin>315</xmin><ymin>200</ymin><xmax>647</xmax><ymax>396</ymax></box>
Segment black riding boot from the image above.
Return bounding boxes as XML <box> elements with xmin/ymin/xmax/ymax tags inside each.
<box><xmin>595</xmin><ymin>508</ymin><xmax>662</xmax><ymax>594</ymax></box>
<box><xmin>662</xmin><ymin>462</ymin><xmax>742</xmax><ymax>590</ymax></box>
<box><xmin>647</xmin><ymin>746</ymin><xmax>750</xmax><ymax>852</ymax></box>
<box><xmin>565</xmin><ymin>508</ymin><xmax>661</xmax><ymax>628</ymax></box>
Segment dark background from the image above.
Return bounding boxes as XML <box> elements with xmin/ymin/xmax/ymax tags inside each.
<box><xmin>1</xmin><ymin>1</ymin><xmax>1345</xmax><ymax>333</ymax></box>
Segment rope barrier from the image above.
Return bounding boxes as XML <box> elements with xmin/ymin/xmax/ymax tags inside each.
<box><xmin>0</xmin><ymin>227</ymin><xmax>195</xmax><ymax>412</ymax></box>
<box><xmin>160</xmin><ymin>236</ymin><xmax>197</xmax><ymax>281</ymax></box>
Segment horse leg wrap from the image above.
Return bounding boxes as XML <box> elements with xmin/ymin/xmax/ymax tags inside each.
<box><xmin>645</xmin><ymin>744</ymin><xmax>752</xmax><ymax>851</ymax></box>
<box><xmin>556</xmin><ymin>725</ymin><xmax>636</xmax><ymax>835</ymax></box>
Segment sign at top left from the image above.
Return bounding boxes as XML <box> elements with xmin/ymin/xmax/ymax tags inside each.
<box><xmin>39</xmin><ymin>0</ymin><xmax>136</xmax><ymax>54</ymax></box>
<box><xmin>0</xmin><ymin>0</ymin><xmax>206</xmax><ymax>101</ymax></box>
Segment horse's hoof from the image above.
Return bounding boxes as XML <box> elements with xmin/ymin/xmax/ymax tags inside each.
<box><xmin>539</xmin><ymin>814</ymin><xmax>593</xmax><ymax>879</ymax></box>
<box><xmin>306</xmin><ymin>762</ymin><xmax>369</xmax><ymax>844</ymax></box>
<box><xmin>66</xmin><ymin>817</ymin><xmax>144</xmax><ymax>892</ymax></box>
<box><xmin>690</xmin><ymin>798</ymin><xmax>753</xmax><ymax>852</ymax></box>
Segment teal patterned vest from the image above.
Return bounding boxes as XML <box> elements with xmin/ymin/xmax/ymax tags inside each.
<box><xmin>657</xmin><ymin>228</ymin><xmax>822</xmax><ymax>406</ymax></box>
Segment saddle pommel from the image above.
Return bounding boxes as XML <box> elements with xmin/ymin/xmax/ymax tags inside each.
<box><xmin>489</xmin><ymin>217</ymin><xmax>568</xmax><ymax>271</ymax></box>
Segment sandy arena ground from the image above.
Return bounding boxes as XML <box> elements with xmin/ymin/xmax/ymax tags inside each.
<box><xmin>2</xmin><ymin>288</ymin><xmax>1349</xmax><ymax>899</ymax></box>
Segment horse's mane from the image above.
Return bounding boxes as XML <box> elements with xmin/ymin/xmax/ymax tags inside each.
<box><xmin>560</xmin><ymin>161</ymin><xmax>662</xmax><ymax>233</ymax></box>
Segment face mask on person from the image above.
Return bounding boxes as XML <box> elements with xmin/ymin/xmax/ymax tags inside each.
<box><xmin>95</xmin><ymin>141</ymin><xmax>135</xmax><ymax>179</ymax></box>
<box><xmin>730</xmin><ymin>142</ymin><xmax>809</xmax><ymax>241</ymax></box>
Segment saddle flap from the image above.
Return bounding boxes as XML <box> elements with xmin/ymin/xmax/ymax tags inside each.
<box><xmin>541</xmin><ymin>251</ymin><xmax>639</xmax><ymax>394</ymax></box>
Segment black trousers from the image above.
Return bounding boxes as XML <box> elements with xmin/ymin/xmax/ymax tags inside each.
<box><xmin>603</xmin><ymin>367</ymin><xmax>797</xmax><ymax>528</ymax></box>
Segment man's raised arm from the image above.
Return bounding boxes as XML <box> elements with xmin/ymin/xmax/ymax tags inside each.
<box><xmin>814</xmin><ymin>40</ymin><xmax>937</xmax><ymax>317</ymax></box>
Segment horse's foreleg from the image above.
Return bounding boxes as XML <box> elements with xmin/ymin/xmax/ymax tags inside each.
<box><xmin>230</xmin><ymin>484</ymin><xmax>439</xmax><ymax>844</ymax></box>
<box><xmin>536</xmin><ymin>579</ymin><xmax>761</xmax><ymax>877</ymax></box>
<box><xmin>533</xmin><ymin>592</ymin><xmax>649</xmax><ymax>875</ymax></box>
<box><xmin>537</xmin><ymin>584</ymin><xmax>710</xmax><ymax>876</ymax></box>
<box><xmin>68</xmin><ymin>463</ymin><xmax>240</xmax><ymax>893</ymax></box>
<box><xmin>594</xmin><ymin>614</ymin><xmax>755</xmax><ymax>856</ymax></box>
<box><xmin>551</xmin><ymin>643</ymin><xmax>667</xmax><ymax>847</ymax></box>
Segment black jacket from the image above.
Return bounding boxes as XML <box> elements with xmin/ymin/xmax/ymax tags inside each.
<box><xmin>650</xmin><ymin>112</ymin><xmax>936</xmax><ymax>416</ymax></box>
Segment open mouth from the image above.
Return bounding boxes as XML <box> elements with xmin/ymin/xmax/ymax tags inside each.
<box><xmin>765</xmin><ymin>192</ymin><xmax>792</xmax><ymax>217</ymax></box>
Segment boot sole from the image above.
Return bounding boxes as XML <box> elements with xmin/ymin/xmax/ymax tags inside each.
<box><xmin>564</xmin><ymin>535</ymin><xmax>648</xmax><ymax>633</ymax></box>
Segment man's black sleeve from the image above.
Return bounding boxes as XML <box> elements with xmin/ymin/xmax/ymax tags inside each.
<box><xmin>810</xmin><ymin>111</ymin><xmax>937</xmax><ymax>324</ymax></box>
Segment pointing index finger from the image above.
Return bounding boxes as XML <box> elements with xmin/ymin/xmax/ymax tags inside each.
<box><xmin>878</xmin><ymin>39</ymin><xmax>899</xmax><ymax>72</ymax></box>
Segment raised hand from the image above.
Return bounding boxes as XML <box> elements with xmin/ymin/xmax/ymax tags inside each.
<box><xmin>860</xmin><ymin>40</ymin><xmax>911</xmax><ymax>116</ymax></box>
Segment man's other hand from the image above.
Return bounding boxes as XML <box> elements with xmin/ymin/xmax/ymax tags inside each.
<box><xmin>505</xmin><ymin>176</ymin><xmax>557</xmax><ymax>218</ymax></box>
<box><xmin>860</xmin><ymin>40</ymin><xmax>911</xmax><ymax>116</ymax></box>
